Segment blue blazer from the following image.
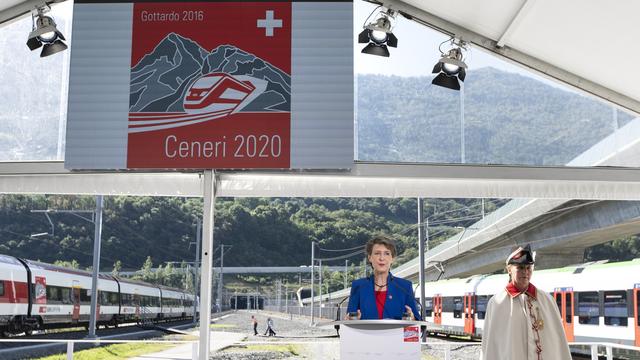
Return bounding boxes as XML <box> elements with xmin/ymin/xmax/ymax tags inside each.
<box><xmin>346</xmin><ymin>273</ymin><xmax>421</xmax><ymax>320</ymax></box>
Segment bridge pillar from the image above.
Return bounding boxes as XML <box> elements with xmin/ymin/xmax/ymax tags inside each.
<box><xmin>534</xmin><ymin>249</ymin><xmax>584</xmax><ymax>270</ymax></box>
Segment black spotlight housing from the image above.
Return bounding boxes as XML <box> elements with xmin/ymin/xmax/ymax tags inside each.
<box><xmin>27</xmin><ymin>10</ymin><xmax>68</xmax><ymax>58</ymax></box>
<box><xmin>358</xmin><ymin>11</ymin><xmax>397</xmax><ymax>57</ymax></box>
<box><xmin>431</xmin><ymin>45</ymin><xmax>468</xmax><ymax>91</ymax></box>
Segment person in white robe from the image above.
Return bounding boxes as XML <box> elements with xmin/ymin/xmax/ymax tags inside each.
<box><xmin>481</xmin><ymin>245</ymin><xmax>572</xmax><ymax>360</ymax></box>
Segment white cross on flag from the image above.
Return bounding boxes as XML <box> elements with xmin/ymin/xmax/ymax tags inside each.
<box><xmin>257</xmin><ymin>10</ymin><xmax>283</xmax><ymax>36</ymax></box>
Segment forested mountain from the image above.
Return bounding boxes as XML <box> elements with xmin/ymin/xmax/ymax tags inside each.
<box><xmin>357</xmin><ymin>69</ymin><xmax>633</xmax><ymax>165</ymax></box>
<box><xmin>0</xmin><ymin>195</ymin><xmax>501</xmax><ymax>270</ymax></box>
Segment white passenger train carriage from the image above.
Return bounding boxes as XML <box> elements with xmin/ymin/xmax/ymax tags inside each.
<box><xmin>160</xmin><ymin>287</ymin><xmax>187</xmax><ymax>319</ymax></box>
<box><xmin>0</xmin><ymin>254</ymin><xmax>196</xmax><ymax>336</ymax></box>
<box><xmin>0</xmin><ymin>254</ymin><xmax>31</xmax><ymax>334</ymax></box>
<box><xmin>415</xmin><ymin>258</ymin><xmax>640</xmax><ymax>346</ymax></box>
<box><xmin>117</xmin><ymin>277</ymin><xmax>161</xmax><ymax>322</ymax></box>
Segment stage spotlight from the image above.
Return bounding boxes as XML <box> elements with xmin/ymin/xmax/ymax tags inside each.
<box><xmin>432</xmin><ymin>40</ymin><xmax>468</xmax><ymax>91</ymax></box>
<box><xmin>26</xmin><ymin>5</ymin><xmax>68</xmax><ymax>58</ymax></box>
<box><xmin>358</xmin><ymin>9</ymin><xmax>397</xmax><ymax>57</ymax></box>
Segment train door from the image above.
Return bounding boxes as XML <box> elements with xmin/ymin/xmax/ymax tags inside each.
<box><xmin>134</xmin><ymin>293</ymin><xmax>141</xmax><ymax>318</ymax></box>
<box><xmin>433</xmin><ymin>295</ymin><xmax>442</xmax><ymax>325</ymax></box>
<box><xmin>72</xmin><ymin>281</ymin><xmax>80</xmax><ymax>323</ymax></box>
<box><xmin>634</xmin><ymin>285</ymin><xmax>640</xmax><ymax>347</ymax></box>
<box><xmin>463</xmin><ymin>293</ymin><xmax>475</xmax><ymax>334</ymax></box>
<box><xmin>553</xmin><ymin>288</ymin><xmax>574</xmax><ymax>342</ymax></box>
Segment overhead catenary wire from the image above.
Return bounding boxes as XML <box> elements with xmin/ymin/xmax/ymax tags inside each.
<box><xmin>314</xmin><ymin>249</ymin><xmax>364</xmax><ymax>262</ymax></box>
<box><xmin>316</xmin><ymin>243</ymin><xmax>365</xmax><ymax>252</ymax></box>
<box><xmin>312</xmin><ymin>198</ymin><xmax>509</xmax><ymax>263</ymax></box>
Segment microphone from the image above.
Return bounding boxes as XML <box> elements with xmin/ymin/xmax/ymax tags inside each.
<box><xmin>388</xmin><ymin>276</ymin><xmax>423</xmax><ymax>322</ymax></box>
<box><xmin>335</xmin><ymin>283</ymin><xmax>360</xmax><ymax>336</ymax></box>
<box><xmin>389</xmin><ymin>276</ymin><xmax>427</xmax><ymax>341</ymax></box>
<box><xmin>336</xmin><ymin>295</ymin><xmax>350</xmax><ymax>321</ymax></box>
<box><xmin>334</xmin><ymin>296</ymin><xmax>350</xmax><ymax>336</ymax></box>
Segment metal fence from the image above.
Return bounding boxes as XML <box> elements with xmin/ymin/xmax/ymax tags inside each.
<box><xmin>263</xmin><ymin>304</ymin><xmax>344</xmax><ymax>322</ymax></box>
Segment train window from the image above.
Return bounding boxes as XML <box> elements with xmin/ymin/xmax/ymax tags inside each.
<box><xmin>142</xmin><ymin>295</ymin><xmax>159</xmax><ymax>307</ymax></box>
<box><xmin>60</xmin><ymin>287</ymin><xmax>71</xmax><ymax>305</ymax></box>
<box><xmin>555</xmin><ymin>293</ymin><xmax>562</xmax><ymax>313</ymax></box>
<box><xmin>120</xmin><ymin>293</ymin><xmax>131</xmax><ymax>306</ymax></box>
<box><xmin>0</xmin><ymin>281</ymin><xmax>4</xmax><ymax>296</ymax></box>
<box><xmin>453</xmin><ymin>297</ymin><xmax>463</xmax><ymax>318</ymax></box>
<box><xmin>441</xmin><ymin>297</ymin><xmax>453</xmax><ymax>313</ymax></box>
<box><xmin>81</xmin><ymin>289</ymin><xmax>91</xmax><ymax>303</ymax></box>
<box><xmin>565</xmin><ymin>294</ymin><xmax>572</xmax><ymax>323</ymax></box>
<box><xmin>109</xmin><ymin>292</ymin><xmax>119</xmax><ymax>306</ymax></box>
<box><xmin>636</xmin><ymin>291</ymin><xmax>640</xmax><ymax>327</ymax></box>
<box><xmin>128</xmin><ymin>294</ymin><xmax>135</xmax><ymax>306</ymax></box>
<box><xmin>100</xmin><ymin>291</ymin><xmax>118</xmax><ymax>306</ymax></box>
<box><xmin>604</xmin><ymin>291</ymin><xmax>628</xmax><ymax>326</ymax></box>
<box><xmin>476</xmin><ymin>296</ymin><xmax>490</xmax><ymax>320</ymax></box>
<box><xmin>47</xmin><ymin>286</ymin><xmax>61</xmax><ymax>303</ymax></box>
<box><xmin>424</xmin><ymin>297</ymin><xmax>433</xmax><ymax>317</ymax></box>
<box><xmin>577</xmin><ymin>292</ymin><xmax>599</xmax><ymax>325</ymax></box>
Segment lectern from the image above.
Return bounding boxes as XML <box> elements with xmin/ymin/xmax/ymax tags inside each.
<box><xmin>324</xmin><ymin>319</ymin><xmax>426</xmax><ymax>360</ymax></box>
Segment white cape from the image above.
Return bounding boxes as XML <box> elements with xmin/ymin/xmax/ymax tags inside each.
<box><xmin>481</xmin><ymin>286</ymin><xmax>572</xmax><ymax>360</ymax></box>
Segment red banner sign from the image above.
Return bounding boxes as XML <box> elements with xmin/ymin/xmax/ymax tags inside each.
<box><xmin>127</xmin><ymin>2</ymin><xmax>291</xmax><ymax>168</ymax></box>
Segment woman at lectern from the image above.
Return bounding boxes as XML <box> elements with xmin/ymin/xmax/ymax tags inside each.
<box><xmin>346</xmin><ymin>235</ymin><xmax>421</xmax><ymax>320</ymax></box>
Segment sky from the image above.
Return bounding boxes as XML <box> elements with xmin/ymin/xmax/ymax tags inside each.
<box><xmin>353</xmin><ymin>1</ymin><xmax>564</xmax><ymax>88</ymax></box>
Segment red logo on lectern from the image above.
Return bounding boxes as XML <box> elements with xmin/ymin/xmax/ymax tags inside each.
<box><xmin>404</xmin><ymin>326</ymin><xmax>419</xmax><ymax>342</ymax></box>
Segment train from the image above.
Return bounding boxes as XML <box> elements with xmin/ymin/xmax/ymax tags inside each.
<box><xmin>0</xmin><ymin>254</ymin><xmax>197</xmax><ymax>336</ymax></box>
<box><xmin>415</xmin><ymin>258</ymin><xmax>640</xmax><ymax>346</ymax></box>
<box><xmin>296</xmin><ymin>287</ymin><xmax>312</xmax><ymax>307</ymax></box>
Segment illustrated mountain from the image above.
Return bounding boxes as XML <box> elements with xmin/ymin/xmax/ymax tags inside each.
<box><xmin>128</xmin><ymin>33</ymin><xmax>291</xmax><ymax>113</ymax></box>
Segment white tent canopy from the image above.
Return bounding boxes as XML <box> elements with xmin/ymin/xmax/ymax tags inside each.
<box><xmin>2</xmin><ymin>0</ymin><xmax>640</xmax><ymax>115</ymax></box>
<box><xmin>375</xmin><ymin>0</ymin><xmax>640</xmax><ymax>116</ymax></box>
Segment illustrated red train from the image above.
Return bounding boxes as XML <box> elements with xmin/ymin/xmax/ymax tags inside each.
<box><xmin>183</xmin><ymin>72</ymin><xmax>257</xmax><ymax>114</ymax></box>
<box><xmin>0</xmin><ymin>254</ymin><xmax>196</xmax><ymax>336</ymax></box>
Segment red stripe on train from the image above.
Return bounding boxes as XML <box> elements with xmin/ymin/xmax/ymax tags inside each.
<box><xmin>0</xmin><ymin>280</ymin><xmax>29</xmax><ymax>304</ymax></box>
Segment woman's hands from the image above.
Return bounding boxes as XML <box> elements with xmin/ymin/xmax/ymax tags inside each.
<box><xmin>404</xmin><ymin>305</ymin><xmax>415</xmax><ymax>320</ymax></box>
<box><xmin>346</xmin><ymin>309</ymin><xmax>361</xmax><ymax>320</ymax></box>
<box><xmin>346</xmin><ymin>307</ymin><xmax>415</xmax><ymax>320</ymax></box>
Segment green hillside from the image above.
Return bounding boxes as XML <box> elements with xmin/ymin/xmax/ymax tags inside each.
<box><xmin>0</xmin><ymin>195</ymin><xmax>500</xmax><ymax>270</ymax></box>
<box><xmin>357</xmin><ymin>68</ymin><xmax>632</xmax><ymax>165</ymax></box>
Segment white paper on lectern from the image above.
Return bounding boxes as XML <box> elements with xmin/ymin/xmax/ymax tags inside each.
<box><xmin>340</xmin><ymin>324</ymin><xmax>420</xmax><ymax>360</ymax></box>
